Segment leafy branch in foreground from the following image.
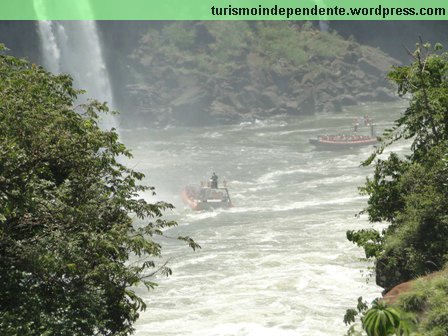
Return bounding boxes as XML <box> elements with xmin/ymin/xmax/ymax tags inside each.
<box><xmin>344</xmin><ymin>298</ymin><xmax>415</xmax><ymax>336</ymax></box>
<box><xmin>348</xmin><ymin>42</ymin><xmax>448</xmax><ymax>290</ymax></box>
<box><xmin>345</xmin><ymin>41</ymin><xmax>448</xmax><ymax>335</ymax></box>
<box><xmin>0</xmin><ymin>45</ymin><xmax>199</xmax><ymax>335</ymax></box>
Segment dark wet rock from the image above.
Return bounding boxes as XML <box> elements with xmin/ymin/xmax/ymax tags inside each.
<box><xmin>209</xmin><ymin>100</ymin><xmax>241</xmax><ymax>123</ymax></box>
<box><xmin>376</xmin><ymin>254</ymin><xmax>416</xmax><ymax>293</ymax></box>
<box><xmin>374</xmin><ymin>87</ymin><xmax>397</xmax><ymax>102</ymax></box>
<box><xmin>260</xmin><ymin>90</ymin><xmax>283</xmax><ymax>108</ymax></box>
<box><xmin>336</xmin><ymin>94</ymin><xmax>358</xmax><ymax>106</ymax></box>
<box><xmin>161</xmin><ymin>67</ymin><xmax>179</xmax><ymax>88</ymax></box>
<box><xmin>356</xmin><ymin>92</ymin><xmax>377</xmax><ymax>102</ymax></box>
<box><xmin>343</xmin><ymin>51</ymin><xmax>359</xmax><ymax>64</ymax></box>
<box><xmin>323</xmin><ymin>101</ymin><xmax>342</xmax><ymax>113</ymax></box>
<box><xmin>358</xmin><ymin>58</ymin><xmax>382</xmax><ymax>76</ymax></box>
<box><xmin>126</xmin><ymin>23</ymin><xmax>399</xmax><ymax>127</ymax></box>
<box><xmin>295</xmin><ymin>88</ymin><xmax>316</xmax><ymax>115</ymax></box>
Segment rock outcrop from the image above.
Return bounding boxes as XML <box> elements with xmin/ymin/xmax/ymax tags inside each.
<box><xmin>383</xmin><ymin>270</ymin><xmax>443</xmax><ymax>304</ymax></box>
<box><xmin>125</xmin><ymin>22</ymin><xmax>398</xmax><ymax>127</ymax></box>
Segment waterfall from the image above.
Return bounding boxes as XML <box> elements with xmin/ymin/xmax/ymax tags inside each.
<box><xmin>319</xmin><ymin>21</ymin><xmax>329</xmax><ymax>32</ymax></box>
<box><xmin>314</xmin><ymin>0</ymin><xmax>329</xmax><ymax>32</ymax></box>
<box><xmin>34</xmin><ymin>1</ymin><xmax>117</xmax><ymax>131</ymax></box>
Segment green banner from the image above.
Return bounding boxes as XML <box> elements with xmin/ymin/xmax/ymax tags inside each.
<box><xmin>1</xmin><ymin>0</ymin><xmax>447</xmax><ymax>20</ymax></box>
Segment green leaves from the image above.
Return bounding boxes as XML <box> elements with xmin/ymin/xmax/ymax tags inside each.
<box><xmin>346</xmin><ymin>229</ymin><xmax>383</xmax><ymax>259</ymax></box>
<box><xmin>347</xmin><ymin>41</ymin><xmax>448</xmax><ymax>335</ymax></box>
<box><xmin>388</xmin><ymin>44</ymin><xmax>448</xmax><ymax>160</ymax></box>
<box><xmin>362</xmin><ymin>301</ymin><xmax>401</xmax><ymax>336</ymax></box>
<box><xmin>344</xmin><ymin>308</ymin><xmax>359</xmax><ymax>326</ymax></box>
<box><xmin>0</xmin><ymin>47</ymin><xmax>198</xmax><ymax>335</ymax></box>
<box><xmin>348</xmin><ymin>300</ymin><xmax>416</xmax><ymax>336</ymax></box>
<box><xmin>349</xmin><ymin>41</ymin><xmax>448</xmax><ymax>288</ymax></box>
<box><xmin>177</xmin><ymin>236</ymin><xmax>201</xmax><ymax>251</ymax></box>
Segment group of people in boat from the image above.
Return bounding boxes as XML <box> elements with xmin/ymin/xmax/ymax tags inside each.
<box><xmin>185</xmin><ymin>173</ymin><xmax>226</xmax><ymax>194</ymax></box>
<box><xmin>200</xmin><ymin>172</ymin><xmax>227</xmax><ymax>189</ymax></box>
<box><xmin>210</xmin><ymin>172</ymin><xmax>218</xmax><ymax>188</ymax></box>
<box><xmin>353</xmin><ymin>115</ymin><xmax>373</xmax><ymax>132</ymax></box>
<box><xmin>318</xmin><ymin>134</ymin><xmax>374</xmax><ymax>142</ymax></box>
<box><xmin>183</xmin><ymin>173</ymin><xmax>231</xmax><ymax>210</ymax></box>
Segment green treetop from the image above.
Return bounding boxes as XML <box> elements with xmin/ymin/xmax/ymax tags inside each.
<box><xmin>0</xmin><ymin>45</ymin><xmax>199</xmax><ymax>335</ymax></box>
<box><xmin>345</xmin><ymin>41</ymin><xmax>448</xmax><ymax>336</ymax></box>
<box><xmin>348</xmin><ymin>42</ymin><xmax>448</xmax><ymax>291</ymax></box>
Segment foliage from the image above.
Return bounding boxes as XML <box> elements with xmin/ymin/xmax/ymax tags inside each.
<box><xmin>205</xmin><ymin>21</ymin><xmax>253</xmax><ymax>63</ymax></box>
<box><xmin>364</xmin><ymin>41</ymin><xmax>448</xmax><ymax>165</ymax></box>
<box><xmin>345</xmin><ymin>298</ymin><xmax>416</xmax><ymax>336</ymax></box>
<box><xmin>362</xmin><ymin>301</ymin><xmax>401</xmax><ymax>336</ymax></box>
<box><xmin>359</xmin><ymin>153</ymin><xmax>410</xmax><ymax>224</ymax></box>
<box><xmin>135</xmin><ymin>22</ymin><xmax>253</xmax><ymax>77</ymax></box>
<box><xmin>347</xmin><ymin>42</ymin><xmax>448</xmax><ymax>291</ymax></box>
<box><xmin>161</xmin><ymin>23</ymin><xmax>197</xmax><ymax>50</ymax></box>
<box><xmin>346</xmin><ymin>229</ymin><xmax>384</xmax><ymax>259</ymax></box>
<box><xmin>396</xmin><ymin>269</ymin><xmax>448</xmax><ymax>335</ymax></box>
<box><xmin>345</xmin><ymin>41</ymin><xmax>448</xmax><ymax>335</ymax></box>
<box><xmin>256</xmin><ymin>22</ymin><xmax>308</xmax><ymax>65</ymax></box>
<box><xmin>344</xmin><ymin>297</ymin><xmax>369</xmax><ymax>326</ymax></box>
<box><xmin>255</xmin><ymin>22</ymin><xmax>348</xmax><ymax>66</ymax></box>
<box><xmin>133</xmin><ymin>21</ymin><xmax>350</xmax><ymax>77</ymax></box>
<box><xmin>0</xmin><ymin>45</ymin><xmax>199</xmax><ymax>335</ymax></box>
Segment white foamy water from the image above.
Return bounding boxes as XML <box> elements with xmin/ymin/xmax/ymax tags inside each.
<box><xmin>34</xmin><ymin>5</ymin><xmax>118</xmax><ymax>131</ymax></box>
<box><xmin>121</xmin><ymin>103</ymin><xmax>405</xmax><ymax>335</ymax></box>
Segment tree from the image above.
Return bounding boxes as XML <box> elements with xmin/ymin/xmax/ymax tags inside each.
<box><xmin>0</xmin><ymin>44</ymin><xmax>199</xmax><ymax>335</ymax></box>
<box><xmin>347</xmin><ymin>42</ymin><xmax>448</xmax><ymax>292</ymax></box>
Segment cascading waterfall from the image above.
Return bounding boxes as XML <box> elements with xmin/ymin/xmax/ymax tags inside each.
<box><xmin>34</xmin><ymin>1</ymin><xmax>118</xmax><ymax>131</ymax></box>
<box><xmin>319</xmin><ymin>20</ymin><xmax>329</xmax><ymax>32</ymax></box>
<box><xmin>314</xmin><ymin>0</ymin><xmax>330</xmax><ymax>31</ymax></box>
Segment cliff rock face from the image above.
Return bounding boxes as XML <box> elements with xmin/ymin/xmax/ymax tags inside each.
<box><xmin>2</xmin><ymin>21</ymin><xmax>446</xmax><ymax>128</ymax></box>
<box><xmin>383</xmin><ymin>271</ymin><xmax>442</xmax><ymax>304</ymax></box>
<box><xmin>124</xmin><ymin>22</ymin><xmax>398</xmax><ymax>127</ymax></box>
<box><xmin>0</xmin><ymin>21</ymin><xmax>401</xmax><ymax>127</ymax></box>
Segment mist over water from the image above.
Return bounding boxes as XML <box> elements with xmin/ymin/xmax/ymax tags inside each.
<box><xmin>26</xmin><ymin>17</ymin><xmax>415</xmax><ymax>334</ymax></box>
<box><xmin>121</xmin><ymin>103</ymin><xmax>403</xmax><ymax>335</ymax></box>
<box><xmin>35</xmin><ymin>15</ymin><xmax>117</xmax><ymax>131</ymax></box>
<box><xmin>2</xmin><ymin>15</ymin><xmax>445</xmax><ymax>335</ymax></box>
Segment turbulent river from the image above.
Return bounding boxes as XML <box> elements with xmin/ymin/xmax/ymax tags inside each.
<box><xmin>121</xmin><ymin>103</ymin><xmax>405</xmax><ymax>336</ymax></box>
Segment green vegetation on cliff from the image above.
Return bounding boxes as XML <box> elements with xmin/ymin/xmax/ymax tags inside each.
<box><xmin>128</xmin><ymin>22</ymin><xmax>396</xmax><ymax>126</ymax></box>
<box><xmin>134</xmin><ymin>22</ymin><xmax>348</xmax><ymax>76</ymax></box>
<box><xmin>395</xmin><ymin>268</ymin><xmax>448</xmax><ymax>335</ymax></box>
<box><xmin>0</xmin><ymin>45</ymin><xmax>198</xmax><ymax>335</ymax></box>
<box><xmin>256</xmin><ymin>22</ymin><xmax>348</xmax><ymax>66</ymax></box>
<box><xmin>345</xmin><ymin>42</ymin><xmax>448</xmax><ymax>335</ymax></box>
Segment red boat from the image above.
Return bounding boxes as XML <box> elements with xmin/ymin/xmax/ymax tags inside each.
<box><xmin>182</xmin><ymin>184</ymin><xmax>232</xmax><ymax>211</ymax></box>
<box><xmin>310</xmin><ymin>119</ymin><xmax>378</xmax><ymax>149</ymax></box>
<box><xmin>309</xmin><ymin>134</ymin><xmax>378</xmax><ymax>149</ymax></box>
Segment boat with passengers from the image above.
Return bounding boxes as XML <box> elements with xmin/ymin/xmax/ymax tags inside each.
<box><xmin>182</xmin><ymin>173</ymin><xmax>232</xmax><ymax>210</ymax></box>
<box><xmin>309</xmin><ymin>118</ymin><xmax>378</xmax><ymax>149</ymax></box>
<box><xmin>309</xmin><ymin>133</ymin><xmax>377</xmax><ymax>149</ymax></box>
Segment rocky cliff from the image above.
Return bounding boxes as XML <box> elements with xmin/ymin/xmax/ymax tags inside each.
<box><xmin>0</xmin><ymin>21</ymin><xmax>403</xmax><ymax>127</ymax></box>
<box><xmin>124</xmin><ymin>22</ymin><xmax>398</xmax><ymax>126</ymax></box>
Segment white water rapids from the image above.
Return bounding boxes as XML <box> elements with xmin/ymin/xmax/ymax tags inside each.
<box><xmin>31</xmin><ymin>9</ymin><xmax>404</xmax><ymax>332</ymax></box>
<box><xmin>121</xmin><ymin>103</ymin><xmax>404</xmax><ymax>336</ymax></box>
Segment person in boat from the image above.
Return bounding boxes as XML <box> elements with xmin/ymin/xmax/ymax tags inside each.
<box><xmin>210</xmin><ymin>172</ymin><xmax>218</xmax><ymax>189</ymax></box>
<box><xmin>370</xmin><ymin>123</ymin><xmax>376</xmax><ymax>137</ymax></box>
<box><xmin>364</xmin><ymin>115</ymin><xmax>371</xmax><ymax>126</ymax></box>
